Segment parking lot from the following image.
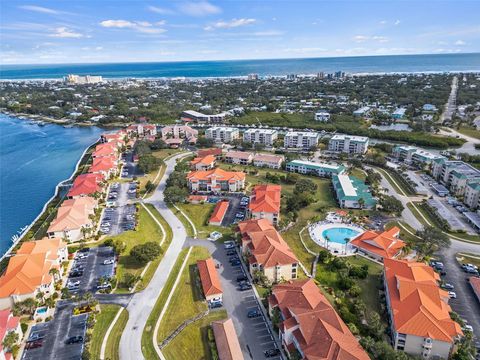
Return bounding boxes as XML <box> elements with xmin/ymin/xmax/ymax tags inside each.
<box><xmin>22</xmin><ymin>307</ymin><xmax>88</xmax><ymax>360</ymax></box>
<box><xmin>100</xmin><ymin>182</ymin><xmax>137</xmax><ymax>236</ymax></box>
<box><xmin>67</xmin><ymin>246</ymin><xmax>116</xmax><ymax>294</ymax></box>
<box><xmin>121</xmin><ymin>151</ymin><xmax>143</xmax><ymax>179</ymax></box>
<box><xmin>205</xmin><ymin>241</ymin><xmax>282</xmax><ymax>360</ymax></box>
<box><xmin>206</xmin><ymin>194</ymin><xmax>249</xmax><ymax>226</ymax></box>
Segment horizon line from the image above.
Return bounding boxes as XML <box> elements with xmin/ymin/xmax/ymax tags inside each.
<box><xmin>2</xmin><ymin>51</ymin><xmax>479</xmax><ymax>68</ymax></box>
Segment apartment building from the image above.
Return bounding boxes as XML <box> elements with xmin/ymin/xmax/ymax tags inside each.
<box><xmin>243</xmin><ymin>128</ymin><xmax>278</xmax><ymax>146</ymax></box>
<box><xmin>268</xmin><ymin>279</ymin><xmax>370</xmax><ymax>360</ymax></box>
<box><xmin>328</xmin><ymin>134</ymin><xmax>369</xmax><ymax>154</ymax></box>
<box><xmin>224</xmin><ymin>151</ymin><xmax>253</xmax><ymax>165</ymax></box>
<box><xmin>432</xmin><ymin>158</ymin><xmax>480</xmax><ymax>196</ymax></box>
<box><xmin>383</xmin><ymin>259</ymin><xmax>463</xmax><ymax>359</ymax></box>
<box><xmin>252</xmin><ymin>154</ymin><xmax>284</xmax><ymax>169</ymax></box>
<box><xmin>286</xmin><ymin>160</ymin><xmax>345</xmax><ymax>178</ymax></box>
<box><xmin>464</xmin><ymin>181</ymin><xmax>480</xmax><ymax>209</ymax></box>
<box><xmin>0</xmin><ymin>238</ymin><xmax>67</xmax><ymax>310</ymax></box>
<box><xmin>393</xmin><ymin>145</ymin><xmax>444</xmax><ymax>167</ymax></box>
<box><xmin>248</xmin><ymin>185</ymin><xmax>281</xmax><ymax>225</ymax></box>
<box><xmin>181</xmin><ymin>110</ymin><xmax>226</xmax><ymax>123</ymax></box>
<box><xmin>314</xmin><ymin>110</ymin><xmax>330</xmax><ymax>121</ymax></box>
<box><xmin>283</xmin><ymin>131</ymin><xmax>319</xmax><ymax>149</ymax></box>
<box><xmin>238</xmin><ymin>219</ymin><xmax>298</xmax><ymax>283</ymax></box>
<box><xmin>190</xmin><ymin>154</ymin><xmax>216</xmax><ymax>171</ymax></box>
<box><xmin>67</xmin><ymin>173</ymin><xmax>104</xmax><ymax>198</ymax></box>
<box><xmin>332</xmin><ymin>174</ymin><xmax>376</xmax><ymax>209</ymax></box>
<box><xmin>161</xmin><ymin>125</ymin><xmax>198</xmax><ymax>146</ymax></box>
<box><xmin>65</xmin><ymin>74</ymin><xmax>103</xmax><ymax>84</ymax></box>
<box><xmin>187</xmin><ymin>168</ymin><xmax>245</xmax><ymax>193</ymax></box>
<box><xmin>205</xmin><ymin>127</ymin><xmax>240</xmax><ymax>143</ymax></box>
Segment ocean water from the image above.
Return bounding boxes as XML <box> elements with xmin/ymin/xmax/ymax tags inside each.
<box><xmin>1</xmin><ymin>53</ymin><xmax>479</xmax><ymax>80</ymax></box>
<box><xmin>0</xmin><ymin>114</ymin><xmax>103</xmax><ymax>256</ymax></box>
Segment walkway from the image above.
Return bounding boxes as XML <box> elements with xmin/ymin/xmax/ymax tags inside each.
<box><xmin>119</xmin><ymin>152</ymin><xmax>191</xmax><ymax>360</ymax></box>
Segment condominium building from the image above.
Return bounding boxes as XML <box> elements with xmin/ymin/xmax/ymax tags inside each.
<box><xmin>243</xmin><ymin>128</ymin><xmax>278</xmax><ymax>146</ymax></box>
<box><xmin>187</xmin><ymin>168</ymin><xmax>245</xmax><ymax>193</ymax></box>
<box><xmin>181</xmin><ymin>110</ymin><xmax>226</xmax><ymax>123</ymax></box>
<box><xmin>314</xmin><ymin>110</ymin><xmax>330</xmax><ymax>121</ymax></box>
<box><xmin>283</xmin><ymin>131</ymin><xmax>319</xmax><ymax>149</ymax></box>
<box><xmin>205</xmin><ymin>127</ymin><xmax>240</xmax><ymax>143</ymax></box>
<box><xmin>238</xmin><ymin>219</ymin><xmax>298</xmax><ymax>283</ymax></box>
<box><xmin>328</xmin><ymin>134</ymin><xmax>369</xmax><ymax>154</ymax></box>
<box><xmin>0</xmin><ymin>238</ymin><xmax>67</xmax><ymax>310</ymax></box>
<box><xmin>384</xmin><ymin>259</ymin><xmax>463</xmax><ymax>359</ymax></box>
<box><xmin>65</xmin><ymin>74</ymin><xmax>103</xmax><ymax>84</ymax></box>
<box><xmin>268</xmin><ymin>279</ymin><xmax>370</xmax><ymax>360</ymax></box>
<box><xmin>432</xmin><ymin>158</ymin><xmax>480</xmax><ymax>196</ymax></box>
<box><xmin>332</xmin><ymin>174</ymin><xmax>376</xmax><ymax>209</ymax></box>
<box><xmin>190</xmin><ymin>155</ymin><xmax>216</xmax><ymax>171</ymax></box>
<box><xmin>392</xmin><ymin>145</ymin><xmax>444</xmax><ymax>167</ymax></box>
<box><xmin>464</xmin><ymin>181</ymin><xmax>480</xmax><ymax>209</ymax></box>
<box><xmin>286</xmin><ymin>160</ymin><xmax>345</xmax><ymax>178</ymax></box>
<box><xmin>161</xmin><ymin>125</ymin><xmax>198</xmax><ymax>146</ymax></box>
<box><xmin>350</xmin><ymin>226</ymin><xmax>406</xmax><ymax>261</ymax></box>
<box><xmin>248</xmin><ymin>185</ymin><xmax>281</xmax><ymax>225</ymax></box>
<box><xmin>224</xmin><ymin>151</ymin><xmax>253</xmax><ymax>165</ymax></box>
<box><xmin>252</xmin><ymin>153</ymin><xmax>284</xmax><ymax>169</ymax></box>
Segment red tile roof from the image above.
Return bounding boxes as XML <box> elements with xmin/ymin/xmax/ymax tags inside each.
<box><xmin>270</xmin><ymin>279</ymin><xmax>370</xmax><ymax>360</ymax></box>
<box><xmin>67</xmin><ymin>173</ymin><xmax>104</xmax><ymax>197</ymax></box>
<box><xmin>225</xmin><ymin>151</ymin><xmax>252</xmax><ymax>160</ymax></box>
<box><xmin>211</xmin><ymin>318</ymin><xmax>244</xmax><ymax>360</ymax></box>
<box><xmin>384</xmin><ymin>259</ymin><xmax>463</xmax><ymax>342</ymax></box>
<box><xmin>187</xmin><ymin>168</ymin><xmax>245</xmax><ymax>183</ymax></box>
<box><xmin>197</xmin><ymin>148</ymin><xmax>222</xmax><ymax>157</ymax></box>
<box><xmin>0</xmin><ymin>309</ymin><xmax>20</xmax><ymax>357</ymax></box>
<box><xmin>191</xmin><ymin>155</ymin><xmax>216</xmax><ymax>167</ymax></box>
<box><xmin>249</xmin><ymin>184</ymin><xmax>281</xmax><ymax>215</ymax></box>
<box><xmin>350</xmin><ymin>226</ymin><xmax>405</xmax><ymax>259</ymax></box>
<box><xmin>469</xmin><ymin>276</ymin><xmax>480</xmax><ymax>302</ymax></box>
<box><xmin>238</xmin><ymin>219</ymin><xmax>297</xmax><ymax>267</ymax></box>
<box><xmin>197</xmin><ymin>258</ymin><xmax>222</xmax><ymax>297</ymax></box>
<box><xmin>209</xmin><ymin>200</ymin><xmax>229</xmax><ymax>224</ymax></box>
<box><xmin>89</xmin><ymin>156</ymin><xmax>116</xmax><ymax>173</ymax></box>
<box><xmin>93</xmin><ymin>143</ymin><xmax>117</xmax><ymax>158</ymax></box>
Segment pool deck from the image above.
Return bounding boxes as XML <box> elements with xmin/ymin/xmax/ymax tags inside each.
<box><xmin>308</xmin><ymin>221</ymin><xmax>364</xmax><ymax>256</ymax></box>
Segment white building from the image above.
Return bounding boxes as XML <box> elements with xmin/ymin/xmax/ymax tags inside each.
<box><xmin>181</xmin><ymin>110</ymin><xmax>226</xmax><ymax>123</ymax></box>
<box><xmin>205</xmin><ymin>127</ymin><xmax>239</xmax><ymax>143</ymax></box>
<box><xmin>328</xmin><ymin>134</ymin><xmax>369</xmax><ymax>154</ymax></box>
<box><xmin>464</xmin><ymin>181</ymin><xmax>480</xmax><ymax>209</ymax></box>
<box><xmin>65</xmin><ymin>74</ymin><xmax>103</xmax><ymax>84</ymax></box>
<box><xmin>314</xmin><ymin>110</ymin><xmax>331</xmax><ymax>122</ymax></box>
<box><xmin>284</xmin><ymin>131</ymin><xmax>319</xmax><ymax>149</ymax></box>
<box><xmin>243</xmin><ymin>128</ymin><xmax>278</xmax><ymax>146</ymax></box>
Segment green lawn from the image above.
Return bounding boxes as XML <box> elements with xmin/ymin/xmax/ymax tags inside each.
<box><xmin>157</xmin><ymin>246</ymin><xmax>211</xmax><ymax>342</ymax></box>
<box><xmin>375</xmin><ymin>167</ymin><xmax>416</xmax><ymax>196</ymax></box>
<box><xmin>176</xmin><ymin>203</ymin><xmax>234</xmax><ymax>240</ymax></box>
<box><xmin>101</xmin><ymin>205</ymin><xmax>165</xmax><ymax>292</ymax></box>
<box><xmin>142</xmin><ymin>248</ymin><xmax>190</xmax><ymax>360</ymax></box>
<box><xmin>457</xmin><ymin>126</ymin><xmax>480</xmax><ymax>140</ymax></box>
<box><xmin>138</xmin><ymin>149</ymin><xmax>181</xmax><ymax>196</ymax></box>
<box><xmin>89</xmin><ymin>305</ymin><xmax>121</xmax><ymax>359</ymax></box>
<box><xmin>104</xmin><ymin>308</ymin><xmax>129</xmax><ymax>360</ymax></box>
<box><xmin>349</xmin><ymin>167</ymin><xmax>367</xmax><ymax>181</ymax></box>
<box><xmin>162</xmin><ymin>310</ymin><xmax>227</xmax><ymax>360</ymax></box>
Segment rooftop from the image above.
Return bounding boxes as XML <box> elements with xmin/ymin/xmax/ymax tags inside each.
<box><xmin>211</xmin><ymin>318</ymin><xmax>244</xmax><ymax>360</ymax></box>
<box><xmin>249</xmin><ymin>184</ymin><xmax>281</xmax><ymax>214</ymax></box>
<box><xmin>187</xmin><ymin>168</ymin><xmax>246</xmax><ymax>183</ymax></box>
<box><xmin>287</xmin><ymin>160</ymin><xmax>345</xmax><ymax>172</ymax></box>
<box><xmin>197</xmin><ymin>258</ymin><xmax>222</xmax><ymax>297</ymax></box>
<box><xmin>330</xmin><ymin>134</ymin><xmax>368</xmax><ymax>142</ymax></box>
<box><xmin>209</xmin><ymin>200</ymin><xmax>229</xmax><ymax>224</ymax></box>
<box><xmin>350</xmin><ymin>226</ymin><xmax>406</xmax><ymax>259</ymax></box>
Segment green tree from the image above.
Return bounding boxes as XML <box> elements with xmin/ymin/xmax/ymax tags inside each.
<box><xmin>2</xmin><ymin>331</ymin><xmax>19</xmax><ymax>353</ymax></box>
<box><xmin>164</xmin><ymin>185</ymin><xmax>188</xmax><ymax>203</ymax></box>
<box><xmin>294</xmin><ymin>178</ymin><xmax>318</xmax><ymax>194</ymax></box>
<box><xmin>379</xmin><ymin>195</ymin><xmax>404</xmax><ymax>214</ymax></box>
<box><xmin>130</xmin><ymin>242</ymin><xmax>162</xmax><ymax>265</ymax></box>
<box><xmin>415</xmin><ymin>226</ymin><xmax>450</xmax><ymax>257</ymax></box>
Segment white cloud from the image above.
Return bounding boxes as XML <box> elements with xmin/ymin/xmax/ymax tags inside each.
<box><xmin>19</xmin><ymin>5</ymin><xmax>60</xmax><ymax>15</ymax></box>
<box><xmin>283</xmin><ymin>47</ymin><xmax>327</xmax><ymax>53</ymax></box>
<box><xmin>380</xmin><ymin>20</ymin><xmax>387</xmax><ymax>25</ymax></box>
<box><xmin>394</xmin><ymin>19</ymin><xmax>401</xmax><ymax>26</ymax></box>
<box><xmin>147</xmin><ymin>6</ymin><xmax>174</xmax><ymax>15</ymax></box>
<box><xmin>100</xmin><ymin>20</ymin><xmax>166</xmax><ymax>34</ymax></box>
<box><xmin>179</xmin><ymin>1</ymin><xmax>221</xmax><ymax>17</ymax></box>
<box><xmin>353</xmin><ymin>35</ymin><xmax>369</xmax><ymax>43</ymax></box>
<box><xmin>354</xmin><ymin>35</ymin><xmax>388</xmax><ymax>43</ymax></box>
<box><xmin>204</xmin><ymin>18</ymin><xmax>256</xmax><ymax>31</ymax></box>
<box><xmin>372</xmin><ymin>35</ymin><xmax>389</xmax><ymax>43</ymax></box>
<box><xmin>455</xmin><ymin>40</ymin><xmax>466</xmax><ymax>45</ymax></box>
<box><xmin>253</xmin><ymin>30</ymin><xmax>284</xmax><ymax>37</ymax></box>
<box><xmin>49</xmin><ymin>27</ymin><xmax>84</xmax><ymax>38</ymax></box>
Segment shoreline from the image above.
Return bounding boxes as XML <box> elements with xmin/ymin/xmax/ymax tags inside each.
<box><xmin>0</xmin><ymin>68</ymin><xmax>480</xmax><ymax>82</ymax></box>
<box><xmin>0</xmin><ymin>135</ymin><xmax>99</xmax><ymax>262</ymax></box>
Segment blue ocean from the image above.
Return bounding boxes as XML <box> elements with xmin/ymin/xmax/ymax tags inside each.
<box><xmin>1</xmin><ymin>53</ymin><xmax>479</xmax><ymax>79</ymax></box>
<box><xmin>0</xmin><ymin>114</ymin><xmax>103</xmax><ymax>256</ymax></box>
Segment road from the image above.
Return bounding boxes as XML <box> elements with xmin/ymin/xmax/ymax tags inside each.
<box><xmin>440</xmin><ymin>75</ymin><xmax>458</xmax><ymax>124</ymax></box>
<box><xmin>372</xmin><ymin>167</ymin><xmax>480</xmax><ymax>340</ymax></box>
<box><xmin>119</xmin><ymin>152</ymin><xmax>191</xmax><ymax>360</ymax></box>
<box><xmin>439</xmin><ymin>127</ymin><xmax>480</xmax><ymax>155</ymax></box>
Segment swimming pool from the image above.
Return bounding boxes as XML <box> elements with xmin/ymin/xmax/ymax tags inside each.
<box><xmin>322</xmin><ymin>227</ymin><xmax>361</xmax><ymax>244</ymax></box>
<box><xmin>36</xmin><ymin>307</ymin><xmax>47</xmax><ymax>314</ymax></box>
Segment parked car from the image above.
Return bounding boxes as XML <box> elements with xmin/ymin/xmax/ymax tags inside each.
<box><xmin>236</xmin><ymin>275</ymin><xmax>248</xmax><ymax>282</ymax></box>
<box><xmin>65</xmin><ymin>336</ymin><xmax>84</xmax><ymax>344</ymax></box>
<box><xmin>441</xmin><ymin>283</ymin><xmax>454</xmax><ymax>290</ymax></box>
<box><xmin>69</xmin><ymin>271</ymin><xmax>83</xmax><ymax>278</ymax></box>
<box><xmin>25</xmin><ymin>340</ymin><xmax>43</xmax><ymax>349</ymax></box>
<box><xmin>226</xmin><ymin>250</ymin><xmax>236</xmax><ymax>256</ymax></box>
<box><xmin>224</xmin><ymin>241</ymin><xmax>235</xmax><ymax>249</ymax></box>
<box><xmin>209</xmin><ymin>301</ymin><xmax>223</xmax><ymax>309</ymax></box>
<box><xmin>103</xmin><ymin>259</ymin><xmax>115</xmax><ymax>265</ymax></box>
<box><xmin>28</xmin><ymin>333</ymin><xmax>45</xmax><ymax>342</ymax></box>
<box><xmin>448</xmin><ymin>291</ymin><xmax>457</xmax><ymax>299</ymax></box>
<box><xmin>230</xmin><ymin>260</ymin><xmax>241</xmax><ymax>266</ymax></box>
<box><xmin>97</xmin><ymin>283</ymin><xmax>112</xmax><ymax>290</ymax></box>
<box><xmin>247</xmin><ymin>309</ymin><xmax>261</xmax><ymax>318</ymax></box>
<box><xmin>68</xmin><ymin>280</ymin><xmax>80</xmax><ymax>287</ymax></box>
<box><xmin>264</xmin><ymin>348</ymin><xmax>281</xmax><ymax>357</ymax></box>
<box><xmin>238</xmin><ymin>283</ymin><xmax>252</xmax><ymax>291</ymax></box>
<box><xmin>463</xmin><ymin>325</ymin><xmax>474</xmax><ymax>333</ymax></box>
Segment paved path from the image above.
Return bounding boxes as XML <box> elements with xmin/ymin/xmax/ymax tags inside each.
<box><xmin>119</xmin><ymin>152</ymin><xmax>191</xmax><ymax>360</ymax></box>
<box><xmin>440</xmin><ymin>127</ymin><xmax>480</xmax><ymax>155</ymax></box>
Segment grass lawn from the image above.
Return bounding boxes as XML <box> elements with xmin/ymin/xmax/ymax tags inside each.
<box><xmin>162</xmin><ymin>310</ymin><xmax>227</xmax><ymax>360</ymax></box>
<box><xmin>104</xmin><ymin>308</ymin><xmax>129</xmax><ymax>360</ymax></box>
<box><xmin>457</xmin><ymin>126</ymin><xmax>480</xmax><ymax>140</ymax></box>
<box><xmin>176</xmin><ymin>203</ymin><xmax>235</xmax><ymax>240</ymax></box>
<box><xmin>89</xmin><ymin>305</ymin><xmax>121</xmax><ymax>359</ymax></box>
<box><xmin>349</xmin><ymin>167</ymin><xmax>367</xmax><ymax>181</ymax></box>
<box><xmin>101</xmin><ymin>205</ymin><xmax>165</xmax><ymax>292</ymax></box>
<box><xmin>138</xmin><ymin>149</ymin><xmax>181</xmax><ymax>196</ymax></box>
<box><xmin>157</xmin><ymin>246</ymin><xmax>211</xmax><ymax>341</ymax></box>
<box><xmin>315</xmin><ymin>256</ymin><xmax>385</xmax><ymax>317</ymax></box>
<box><xmin>142</xmin><ymin>248</ymin><xmax>190</xmax><ymax>360</ymax></box>
<box><xmin>375</xmin><ymin>166</ymin><xmax>416</xmax><ymax>196</ymax></box>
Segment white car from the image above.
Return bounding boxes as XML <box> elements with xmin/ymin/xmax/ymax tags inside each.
<box><xmin>68</xmin><ymin>280</ymin><xmax>80</xmax><ymax>287</ymax></box>
<box><xmin>103</xmin><ymin>259</ymin><xmax>115</xmax><ymax>265</ymax></box>
<box><xmin>463</xmin><ymin>325</ymin><xmax>474</xmax><ymax>332</ymax></box>
<box><xmin>448</xmin><ymin>291</ymin><xmax>456</xmax><ymax>299</ymax></box>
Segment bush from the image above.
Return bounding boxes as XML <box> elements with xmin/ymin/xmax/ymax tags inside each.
<box><xmin>130</xmin><ymin>242</ymin><xmax>162</xmax><ymax>265</ymax></box>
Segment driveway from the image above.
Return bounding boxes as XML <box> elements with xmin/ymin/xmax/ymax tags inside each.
<box><xmin>185</xmin><ymin>238</ymin><xmax>282</xmax><ymax>360</ymax></box>
<box><xmin>122</xmin><ymin>151</ymin><xmax>144</xmax><ymax>178</ymax></box>
<box><xmin>119</xmin><ymin>152</ymin><xmax>191</xmax><ymax>360</ymax></box>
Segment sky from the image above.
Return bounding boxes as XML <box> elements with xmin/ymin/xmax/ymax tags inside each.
<box><xmin>1</xmin><ymin>0</ymin><xmax>479</xmax><ymax>65</ymax></box>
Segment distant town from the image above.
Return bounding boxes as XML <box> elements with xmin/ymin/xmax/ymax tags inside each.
<box><xmin>0</xmin><ymin>71</ymin><xmax>480</xmax><ymax>360</ymax></box>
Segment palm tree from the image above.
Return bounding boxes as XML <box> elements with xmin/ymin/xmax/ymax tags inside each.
<box><xmin>36</xmin><ymin>291</ymin><xmax>45</xmax><ymax>305</ymax></box>
<box><xmin>49</xmin><ymin>268</ymin><xmax>60</xmax><ymax>281</ymax></box>
<box><xmin>358</xmin><ymin>198</ymin><xmax>365</xmax><ymax>209</ymax></box>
